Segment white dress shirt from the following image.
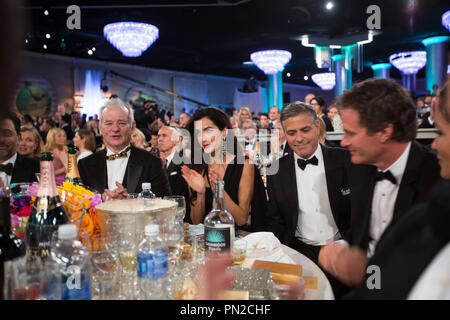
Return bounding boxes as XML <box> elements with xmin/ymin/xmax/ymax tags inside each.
<box><xmin>165</xmin><ymin>148</ymin><xmax>177</xmax><ymax>169</ymax></box>
<box><xmin>367</xmin><ymin>142</ymin><xmax>412</xmax><ymax>257</ymax></box>
<box><xmin>408</xmin><ymin>241</ymin><xmax>450</xmax><ymax>300</ymax></box>
<box><xmin>77</xmin><ymin>150</ymin><xmax>93</xmax><ymax>163</ymax></box>
<box><xmin>0</xmin><ymin>153</ymin><xmax>17</xmax><ymax>187</ymax></box>
<box><xmin>294</xmin><ymin>145</ymin><xmax>340</xmax><ymax>246</ymax></box>
<box><xmin>106</xmin><ymin>146</ymin><xmax>131</xmax><ymax>191</ymax></box>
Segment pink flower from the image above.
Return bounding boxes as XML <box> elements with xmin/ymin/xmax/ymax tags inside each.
<box><xmin>15</xmin><ymin>206</ymin><xmax>32</xmax><ymax>217</ymax></box>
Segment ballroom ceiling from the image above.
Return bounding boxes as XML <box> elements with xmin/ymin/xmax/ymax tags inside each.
<box><xmin>22</xmin><ymin>0</ymin><xmax>450</xmax><ymax>85</ymax></box>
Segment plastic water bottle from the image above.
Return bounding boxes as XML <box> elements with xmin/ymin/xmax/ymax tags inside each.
<box><xmin>137</xmin><ymin>224</ymin><xmax>169</xmax><ymax>300</ymax></box>
<box><xmin>51</xmin><ymin>224</ymin><xmax>92</xmax><ymax>300</ymax></box>
<box><xmin>138</xmin><ymin>182</ymin><xmax>156</xmax><ymax>199</ymax></box>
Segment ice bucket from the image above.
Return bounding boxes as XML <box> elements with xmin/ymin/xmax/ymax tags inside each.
<box><xmin>95</xmin><ymin>199</ymin><xmax>178</xmax><ymax>235</ymax></box>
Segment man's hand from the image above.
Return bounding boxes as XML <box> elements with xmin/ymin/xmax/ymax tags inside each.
<box><xmin>197</xmin><ymin>252</ymin><xmax>235</xmax><ymax>300</ymax></box>
<box><xmin>101</xmin><ymin>181</ymin><xmax>129</xmax><ymax>201</ymax></box>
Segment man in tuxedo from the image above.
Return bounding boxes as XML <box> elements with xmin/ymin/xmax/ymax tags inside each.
<box><xmin>0</xmin><ymin>113</ymin><xmax>39</xmax><ymax>188</ymax></box>
<box><xmin>267</xmin><ymin>107</ymin><xmax>281</xmax><ymax>132</ymax></box>
<box><xmin>270</xmin><ymin>120</ymin><xmax>292</xmax><ymax>158</ymax></box>
<box><xmin>265</xmin><ymin>102</ymin><xmax>351</xmax><ymax>266</ymax></box>
<box><xmin>60</xmin><ymin>113</ymin><xmax>74</xmax><ymax>141</ymax></box>
<box><xmin>79</xmin><ymin>98</ymin><xmax>171</xmax><ymax>200</ymax></box>
<box><xmin>158</xmin><ymin>125</ymin><xmax>191</xmax><ymax>222</ymax></box>
<box><xmin>318</xmin><ymin>78</ymin><xmax>441</xmax><ymax>288</ymax></box>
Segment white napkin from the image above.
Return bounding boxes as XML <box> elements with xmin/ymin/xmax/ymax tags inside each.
<box><xmin>242</xmin><ymin>232</ymin><xmax>281</xmax><ymax>251</ymax></box>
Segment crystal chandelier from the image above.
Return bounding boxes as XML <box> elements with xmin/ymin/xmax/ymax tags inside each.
<box><xmin>250</xmin><ymin>50</ymin><xmax>292</xmax><ymax>74</ymax></box>
<box><xmin>389</xmin><ymin>51</ymin><xmax>427</xmax><ymax>75</ymax></box>
<box><xmin>442</xmin><ymin>10</ymin><xmax>450</xmax><ymax>31</ymax></box>
<box><xmin>103</xmin><ymin>22</ymin><xmax>159</xmax><ymax>57</ymax></box>
<box><xmin>311</xmin><ymin>72</ymin><xmax>336</xmax><ymax>90</ymax></box>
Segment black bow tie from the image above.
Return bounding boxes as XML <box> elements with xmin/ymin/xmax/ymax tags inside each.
<box><xmin>106</xmin><ymin>146</ymin><xmax>131</xmax><ymax>161</ymax></box>
<box><xmin>297</xmin><ymin>156</ymin><xmax>318</xmax><ymax>170</ymax></box>
<box><xmin>0</xmin><ymin>163</ymin><xmax>13</xmax><ymax>175</ymax></box>
<box><xmin>375</xmin><ymin>170</ymin><xmax>397</xmax><ymax>185</ymax></box>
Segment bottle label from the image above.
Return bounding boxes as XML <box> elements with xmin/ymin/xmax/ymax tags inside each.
<box><xmin>137</xmin><ymin>249</ymin><xmax>168</xmax><ymax>279</ymax></box>
<box><xmin>61</xmin><ymin>274</ymin><xmax>92</xmax><ymax>300</ymax></box>
<box><xmin>205</xmin><ymin>225</ymin><xmax>232</xmax><ymax>253</ymax></box>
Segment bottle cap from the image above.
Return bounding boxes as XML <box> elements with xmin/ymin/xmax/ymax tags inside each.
<box><xmin>58</xmin><ymin>224</ymin><xmax>77</xmax><ymax>240</ymax></box>
<box><xmin>144</xmin><ymin>224</ymin><xmax>159</xmax><ymax>236</ymax></box>
<box><xmin>142</xmin><ymin>182</ymin><xmax>151</xmax><ymax>190</ymax></box>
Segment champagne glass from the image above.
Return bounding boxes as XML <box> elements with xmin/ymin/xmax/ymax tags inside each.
<box><xmin>90</xmin><ymin>233</ymin><xmax>119</xmax><ymax>300</ymax></box>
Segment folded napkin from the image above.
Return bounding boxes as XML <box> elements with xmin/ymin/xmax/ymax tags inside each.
<box><xmin>242</xmin><ymin>232</ymin><xmax>281</xmax><ymax>251</ymax></box>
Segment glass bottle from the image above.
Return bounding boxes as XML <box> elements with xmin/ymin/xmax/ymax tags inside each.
<box><xmin>26</xmin><ymin>152</ymin><xmax>69</xmax><ymax>262</ymax></box>
<box><xmin>204</xmin><ymin>181</ymin><xmax>235</xmax><ymax>255</ymax></box>
<box><xmin>64</xmin><ymin>146</ymin><xmax>82</xmax><ymax>185</ymax></box>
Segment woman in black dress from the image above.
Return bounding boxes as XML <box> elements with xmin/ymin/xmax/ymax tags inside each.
<box><xmin>181</xmin><ymin>107</ymin><xmax>267</xmax><ymax>231</ymax></box>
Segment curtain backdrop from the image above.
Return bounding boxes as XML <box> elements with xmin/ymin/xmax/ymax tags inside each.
<box><xmin>173</xmin><ymin>77</ymin><xmax>209</xmax><ymax>116</ymax></box>
<box><xmin>233</xmin><ymin>86</ymin><xmax>267</xmax><ymax>115</ymax></box>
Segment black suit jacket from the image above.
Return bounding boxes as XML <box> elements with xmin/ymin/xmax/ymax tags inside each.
<box><xmin>345</xmin><ymin>179</ymin><xmax>450</xmax><ymax>299</ymax></box>
<box><xmin>10</xmin><ymin>153</ymin><xmax>40</xmax><ymax>184</ymax></box>
<box><xmin>78</xmin><ymin>146</ymin><xmax>172</xmax><ymax>196</ymax></box>
<box><xmin>345</xmin><ymin>141</ymin><xmax>441</xmax><ymax>251</ymax></box>
<box><xmin>265</xmin><ymin>145</ymin><xmax>351</xmax><ymax>245</ymax></box>
<box><xmin>166</xmin><ymin>151</ymin><xmax>191</xmax><ymax>223</ymax></box>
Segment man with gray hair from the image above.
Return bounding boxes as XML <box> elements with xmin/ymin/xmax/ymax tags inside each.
<box><xmin>265</xmin><ymin>101</ymin><xmax>352</xmax><ymax>296</ymax></box>
<box><xmin>79</xmin><ymin>98</ymin><xmax>171</xmax><ymax>200</ymax></box>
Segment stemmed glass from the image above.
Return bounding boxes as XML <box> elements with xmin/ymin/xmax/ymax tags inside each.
<box><xmin>90</xmin><ymin>233</ymin><xmax>120</xmax><ymax>300</ymax></box>
<box><xmin>163</xmin><ymin>195</ymin><xmax>186</xmax><ymax>220</ymax></box>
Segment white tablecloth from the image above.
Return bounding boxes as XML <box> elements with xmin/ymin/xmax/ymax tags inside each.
<box><xmin>242</xmin><ymin>244</ymin><xmax>335</xmax><ymax>300</ymax></box>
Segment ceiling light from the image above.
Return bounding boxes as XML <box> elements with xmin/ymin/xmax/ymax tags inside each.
<box><xmin>43</xmin><ymin>44</ymin><xmax>47</xmax><ymax>49</ymax></box>
<box><xmin>304</xmin><ymin>75</ymin><xmax>309</xmax><ymax>80</ymax></box>
<box><xmin>311</xmin><ymin>72</ymin><xmax>335</xmax><ymax>90</ymax></box>
<box><xmin>250</xmin><ymin>50</ymin><xmax>292</xmax><ymax>74</ymax></box>
<box><xmin>25</xmin><ymin>39</ymin><xmax>28</xmax><ymax>44</ymax></box>
<box><xmin>44</xmin><ymin>10</ymin><xmax>49</xmax><ymax>16</ymax></box>
<box><xmin>442</xmin><ymin>10</ymin><xmax>450</xmax><ymax>31</ymax></box>
<box><xmin>286</xmin><ymin>72</ymin><xmax>291</xmax><ymax>77</ymax></box>
<box><xmin>45</xmin><ymin>33</ymin><xmax>51</xmax><ymax>39</ymax></box>
<box><xmin>389</xmin><ymin>51</ymin><xmax>426</xmax><ymax>75</ymax></box>
<box><xmin>92</xmin><ymin>47</ymin><xmax>96</xmax><ymax>52</ymax></box>
<box><xmin>103</xmin><ymin>22</ymin><xmax>159</xmax><ymax>57</ymax></box>
<box><xmin>88</xmin><ymin>49</ymin><xmax>93</xmax><ymax>55</ymax></box>
<box><xmin>326</xmin><ymin>2</ymin><xmax>334</xmax><ymax>10</ymax></box>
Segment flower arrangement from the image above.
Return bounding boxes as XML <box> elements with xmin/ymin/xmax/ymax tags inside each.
<box><xmin>9</xmin><ymin>182</ymin><xmax>102</xmax><ymax>242</ymax></box>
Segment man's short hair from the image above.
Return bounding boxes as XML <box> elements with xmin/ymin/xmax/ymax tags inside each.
<box><xmin>337</xmin><ymin>78</ymin><xmax>417</xmax><ymax>142</ymax></box>
<box><xmin>280</xmin><ymin>101</ymin><xmax>318</xmax><ymax>127</ymax></box>
<box><xmin>99</xmin><ymin>98</ymin><xmax>134</xmax><ymax>125</ymax></box>
<box><xmin>260</xmin><ymin>113</ymin><xmax>269</xmax><ymax>119</ymax></box>
<box><xmin>242</xmin><ymin>119</ymin><xmax>257</xmax><ymax>128</ymax></box>
<box><xmin>1</xmin><ymin>112</ymin><xmax>20</xmax><ymax>135</ymax></box>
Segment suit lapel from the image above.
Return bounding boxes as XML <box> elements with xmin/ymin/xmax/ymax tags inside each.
<box><xmin>124</xmin><ymin>147</ymin><xmax>143</xmax><ymax>194</ymax></box>
<box><xmin>93</xmin><ymin>149</ymin><xmax>107</xmax><ymax>192</ymax></box>
<box><xmin>282</xmin><ymin>154</ymin><xmax>300</xmax><ymax>228</ymax></box>
<box><xmin>392</xmin><ymin>142</ymin><xmax>422</xmax><ymax>222</ymax></box>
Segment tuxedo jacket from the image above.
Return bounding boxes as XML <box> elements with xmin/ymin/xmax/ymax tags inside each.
<box><xmin>10</xmin><ymin>153</ymin><xmax>40</xmax><ymax>184</ymax></box>
<box><xmin>78</xmin><ymin>146</ymin><xmax>172</xmax><ymax>196</ymax></box>
<box><xmin>265</xmin><ymin>145</ymin><xmax>352</xmax><ymax>245</ymax></box>
<box><xmin>345</xmin><ymin>179</ymin><xmax>450</xmax><ymax>299</ymax></box>
<box><xmin>166</xmin><ymin>151</ymin><xmax>191</xmax><ymax>223</ymax></box>
<box><xmin>345</xmin><ymin>141</ymin><xmax>441</xmax><ymax>251</ymax></box>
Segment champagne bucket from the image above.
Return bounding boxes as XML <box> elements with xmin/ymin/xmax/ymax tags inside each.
<box><xmin>95</xmin><ymin>199</ymin><xmax>178</xmax><ymax>236</ymax></box>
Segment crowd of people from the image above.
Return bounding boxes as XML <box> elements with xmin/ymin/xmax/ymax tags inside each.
<box><xmin>1</xmin><ymin>77</ymin><xmax>449</xmax><ymax>300</ymax></box>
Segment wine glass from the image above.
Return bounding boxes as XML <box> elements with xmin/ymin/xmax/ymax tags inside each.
<box><xmin>163</xmin><ymin>195</ymin><xmax>186</xmax><ymax>220</ymax></box>
<box><xmin>90</xmin><ymin>233</ymin><xmax>120</xmax><ymax>300</ymax></box>
<box><xmin>3</xmin><ymin>256</ymin><xmax>43</xmax><ymax>300</ymax></box>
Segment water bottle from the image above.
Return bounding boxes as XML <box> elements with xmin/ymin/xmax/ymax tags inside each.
<box><xmin>51</xmin><ymin>224</ymin><xmax>92</xmax><ymax>300</ymax></box>
<box><xmin>138</xmin><ymin>182</ymin><xmax>156</xmax><ymax>209</ymax></box>
<box><xmin>137</xmin><ymin>224</ymin><xmax>169</xmax><ymax>300</ymax></box>
<box><xmin>138</xmin><ymin>182</ymin><xmax>156</xmax><ymax>199</ymax></box>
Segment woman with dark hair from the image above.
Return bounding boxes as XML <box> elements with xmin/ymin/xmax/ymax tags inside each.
<box><xmin>181</xmin><ymin>107</ymin><xmax>267</xmax><ymax>230</ymax></box>
<box><xmin>73</xmin><ymin>129</ymin><xmax>96</xmax><ymax>163</ymax></box>
<box><xmin>310</xmin><ymin>96</ymin><xmax>334</xmax><ymax>132</ymax></box>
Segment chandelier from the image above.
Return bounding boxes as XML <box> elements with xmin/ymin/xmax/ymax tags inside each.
<box><xmin>103</xmin><ymin>22</ymin><xmax>159</xmax><ymax>57</ymax></box>
<box><xmin>250</xmin><ymin>50</ymin><xmax>292</xmax><ymax>74</ymax></box>
<box><xmin>389</xmin><ymin>51</ymin><xmax>426</xmax><ymax>75</ymax></box>
<box><xmin>442</xmin><ymin>10</ymin><xmax>450</xmax><ymax>31</ymax></box>
<box><xmin>311</xmin><ymin>72</ymin><xmax>335</xmax><ymax>90</ymax></box>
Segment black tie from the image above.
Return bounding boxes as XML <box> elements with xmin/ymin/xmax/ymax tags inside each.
<box><xmin>375</xmin><ymin>170</ymin><xmax>397</xmax><ymax>185</ymax></box>
<box><xmin>0</xmin><ymin>163</ymin><xmax>13</xmax><ymax>175</ymax></box>
<box><xmin>106</xmin><ymin>146</ymin><xmax>131</xmax><ymax>161</ymax></box>
<box><xmin>297</xmin><ymin>156</ymin><xmax>318</xmax><ymax>170</ymax></box>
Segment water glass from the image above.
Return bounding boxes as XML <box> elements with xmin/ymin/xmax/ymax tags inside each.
<box><xmin>163</xmin><ymin>195</ymin><xmax>186</xmax><ymax>220</ymax></box>
<box><xmin>233</xmin><ymin>239</ymin><xmax>247</xmax><ymax>266</ymax></box>
<box><xmin>3</xmin><ymin>256</ymin><xmax>43</xmax><ymax>300</ymax></box>
<box><xmin>90</xmin><ymin>233</ymin><xmax>120</xmax><ymax>300</ymax></box>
